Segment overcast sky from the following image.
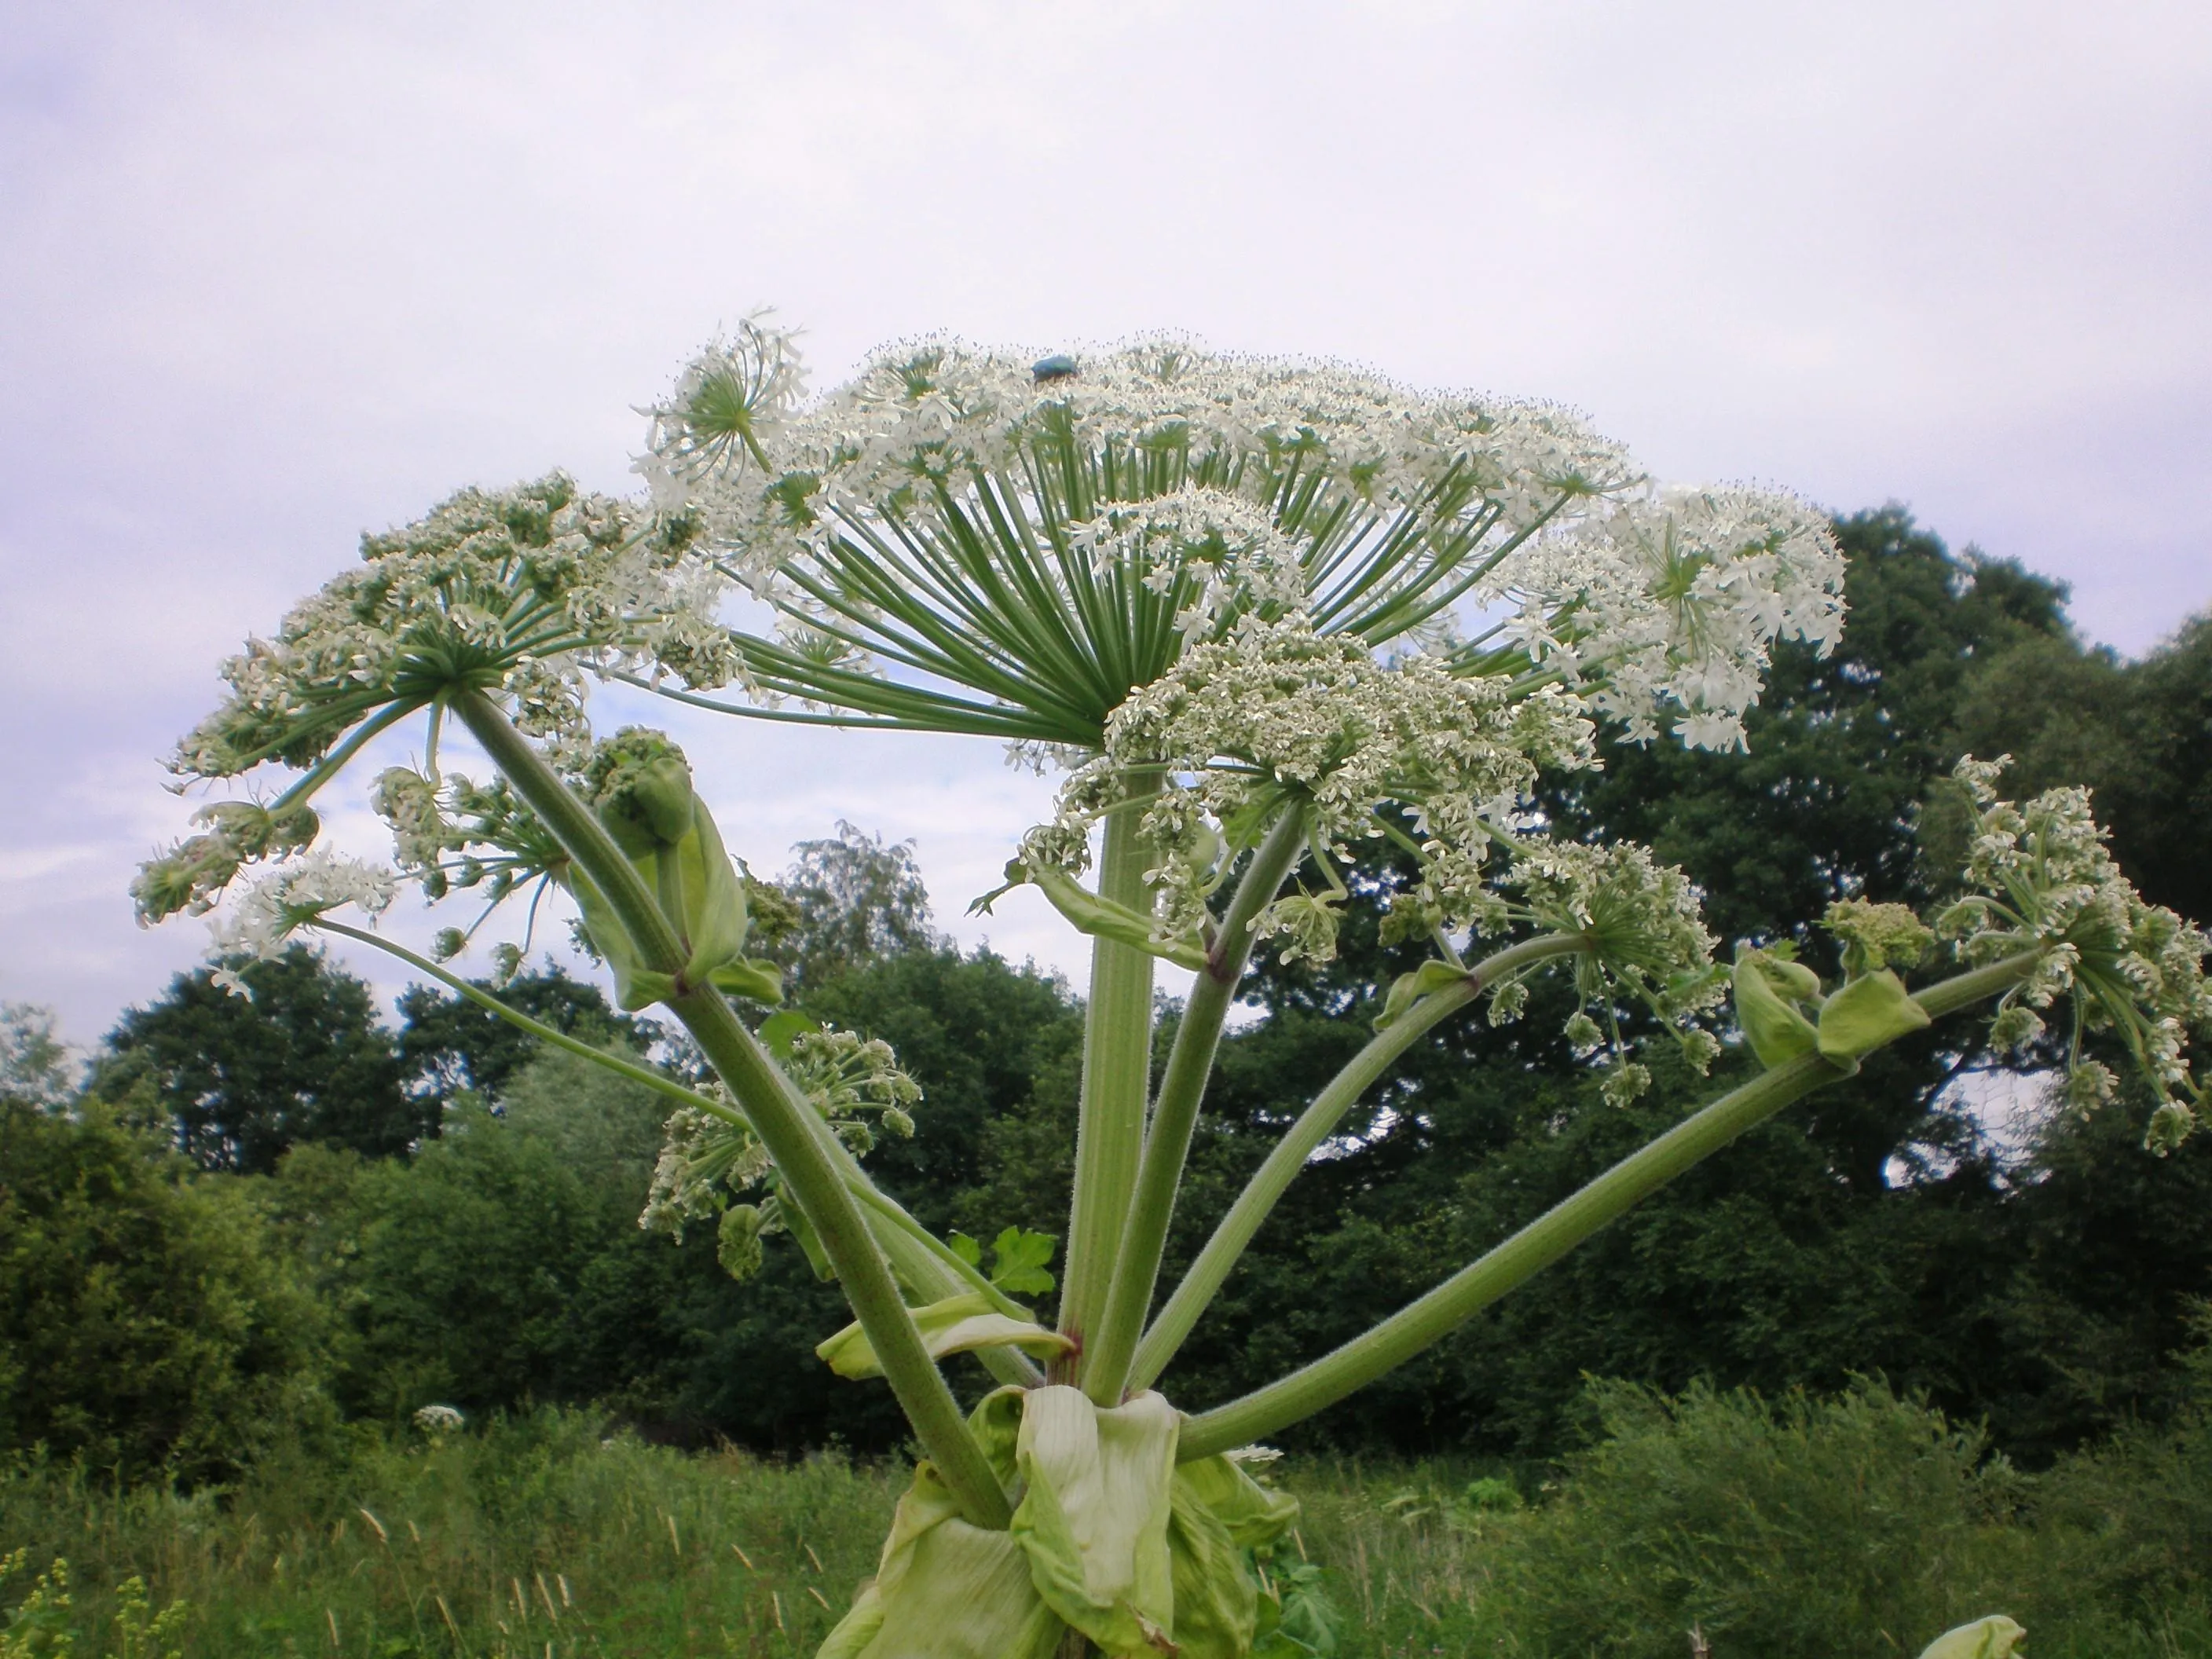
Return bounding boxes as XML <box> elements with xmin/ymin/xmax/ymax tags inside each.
<box><xmin>4</xmin><ymin>1</ymin><xmax>2209</xmax><ymax>1052</ymax></box>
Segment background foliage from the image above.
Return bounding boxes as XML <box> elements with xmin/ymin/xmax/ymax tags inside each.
<box><xmin>5</xmin><ymin>506</ymin><xmax>2211</xmax><ymax>1648</ymax></box>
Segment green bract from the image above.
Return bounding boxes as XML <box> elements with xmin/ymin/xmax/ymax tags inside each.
<box><xmin>820</xmin><ymin>1386</ymin><xmax>1298</xmax><ymax>1659</ymax></box>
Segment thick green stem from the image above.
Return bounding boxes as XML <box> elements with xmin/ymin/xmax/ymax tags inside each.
<box><xmin>313</xmin><ymin>917</ymin><xmax>1044</xmax><ymax>1387</ymax></box>
<box><xmin>1131</xmin><ymin>932</ymin><xmax>1588</xmax><ymax>1392</ymax></box>
<box><xmin>448</xmin><ymin>689</ymin><xmax>1013</xmax><ymax>1528</ymax></box>
<box><xmin>1174</xmin><ymin>951</ymin><xmax>2044</xmax><ymax>1459</ymax></box>
<box><xmin>1059</xmin><ymin>781</ymin><xmax>1162</xmax><ymax>1370</ymax></box>
<box><xmin>1083</xmin><ymin>809</ymin><xmax>1309</xmax><ymax>1404</ymax></box>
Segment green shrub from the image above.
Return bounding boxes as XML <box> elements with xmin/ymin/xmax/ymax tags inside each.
<box><xmin>0</xmin><ymin>1103</ymin><xmax>330</xmax><ymax>1485</ymax></box>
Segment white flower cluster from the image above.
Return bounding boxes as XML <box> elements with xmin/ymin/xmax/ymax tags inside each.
<box><xmin>1065</xmin><ymin>486</ymin><xmax>1307</xmax><ymax>643</ymax></box>
<box><xmin>1024</xmin><ymin>614</ymin><xmax>1596</xmax><ymax>961</ymax></box>
<box><xmin>203</xmin><ymin>849</ymin><xmax>397</xmax><ymax>991</ymax></box>
<box><xmin>1506</xmin><ymin>486</ymin><xmax>1848</xmax><ymax>750</ymax></box>
<box><xmin>171</xmin><ymin>474</ymin><xmax>738</xmax><ymax>783</ymax></box>
<box><xmin>1939</xmin><ymin>757</ymin><xmax>2211</xmax><ymax>1146</ymax></box>
<box><xmin>654</xmin><ymin>333</ymin><xmax>1635</xmax><ymax>554</ymax></box>
<box><xmin>640</xmin><ymin>328</ymin><xmax>1844</xmax><ymax>749</ymax></box>
<box><xmin>640</xmin><ymin>1031</ymin><xmax>921</xmax><ymax>1240</ymax></box>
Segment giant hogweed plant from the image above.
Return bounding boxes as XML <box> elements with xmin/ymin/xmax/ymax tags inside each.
<box><xmin>139</xmin><ymin>322</ymin><xmax>2210</xmax><ymax>1659</ymax></box>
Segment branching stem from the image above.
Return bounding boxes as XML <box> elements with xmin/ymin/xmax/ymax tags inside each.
<box><xmin>1083</xmin><ymin>808</ymin><xmax>1309</xmax><ymax>1403</ymax></box>
<box><xmin>1174</xmin><ymin>950</ymin><xmax>2045</xmax><ymax>1459</ymax></box>
<box><xmin>1131</xmin><ymin>932</ymin><xmax>1588</xmax><ymax>1391</ymax></box>
<box><xmin>447</xmin><ymin>688</ymin><xmax>1013</xmax><ymax>1528</ymax></box>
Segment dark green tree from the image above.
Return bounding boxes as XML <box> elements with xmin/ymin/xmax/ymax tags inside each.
<box><xmin>99</xmin><ymin>946</ymin><xmax>420</xmax><ymax>1174</ymax></box>
<box><xmin>395</xmin><ymin>961</ymin><xmax>652</xmax><ymax>1106</ymax></box>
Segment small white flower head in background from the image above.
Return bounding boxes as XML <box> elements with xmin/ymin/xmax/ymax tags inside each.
<box><xmin>1223</xmin><ymin>1445</ymin><xmax>1284</xmax><ymax>1466</ymax></box>
<box><xmin>413</xmin><ymin>1404</ymin><xmax>464</xmax><ymax>1435</ymax></box>
<box><xmin>1936</xmin><ymin>756</ymin><xmax>2211</xmax><ymax>1149</ymax></box>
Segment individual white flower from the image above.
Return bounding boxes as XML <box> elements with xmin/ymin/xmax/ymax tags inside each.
<box><xmin>413</xmin><ymin>1404</ymin><xmax>465</xmax><ymax>1434</ymax></box>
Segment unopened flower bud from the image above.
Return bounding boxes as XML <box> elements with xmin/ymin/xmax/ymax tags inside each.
<box><xmin>584</xmin><ymin>729</ymin><xmax>698</xmax><ymax>856</ymax></box>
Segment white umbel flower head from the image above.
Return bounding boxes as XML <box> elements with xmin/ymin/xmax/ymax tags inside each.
<box><xmin>637</xmin><ymin>331</ymin><xmax>1846</xmax><ymax>758</ymax></box>
<box><xmin>204</xmin><ymin>850</ymin><xmax>397</xmax><ymax>991</ymax></box>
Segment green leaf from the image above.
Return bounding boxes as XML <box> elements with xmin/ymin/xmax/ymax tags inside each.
<box><xmin>816</xmin><ymin>1460</ymin><xmax>1064</xmax><ymax>1659</ymax></box>
<box><xmin>1815</xmin><ymin>968</ymin><xmax>1931</xmax><ymax>1067</ymax></box>
<box><xmin>989</xmin><ymin>1226</ymin><xmax>1058</xmax><ymax>1297</ymax></box>
<box><xmin>947</xmin><ymin>1231</ymin><xmax>983</xmax><ymax>1269</ymax></box>
<box><xmin>1373</xmin><ymin>960</ymin><xmax>1470</xmax><ymax>1031</ymax></box>
<box><xmin>1731</xmin><ymin>951</ymin><xmax>1819</xmax><ymax>1069</ymax></box>
<box><xmin>756</xmin><ymin>1010</ymin><xmax>820</xmax><ymax>1059</ymax></box>
<box><xmin>1165</xmin><ymin>1455</ymin><xmax>1303</xmax><ymax>1659</ymax></box>
<box><xmin>1915</xmin><ymin>1615</ymin><xmax>2026</xmax><ymax>1659</ymax></box>
<box><xmin>716</xmin><ymin>1203</ymin><xmax>766</xmax><ymax>1281</ymax></box>
<box><xmin>1009</xmin><ymin>1386</ymin><xmax>1179</xmax><ymax>1656</ymax></box>
<box><xmin>815</xmin><ymin>1293</ymin><xmax>1074</xmax><ymax>1379</ymax></box>
<box><xmin>709</xmin><ymin>958</ymin><xmax>785</xmax><ymax>1004</ymax></box>
<box><xmin>1029</xmin><ymin>864</ymin><xmax>1210</xmax><ymax>972</ymax></box>
<box><xmin>671</xmin><ymin>797</ymin><xmax>751</xmax><ymax>987</ymax></box>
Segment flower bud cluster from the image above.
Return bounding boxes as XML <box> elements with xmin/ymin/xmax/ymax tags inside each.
<box><xmin>131</xmin><ymin>800</ymin><xmax>319</xmax><ymax>925</ymax></box>
<box><xmin>1936</xmin><ymin>756</ymin><xmax>2210</xmax><ymax>1147</ymax></box>
<box><xmin>1024</xmin><ymin>614</ymin><xmax>1596</xmax><ymax>961</ymax></box>
<box><xmin>368</xmin><ymin>768</ymin><xmax>568</xmax><ymax>906</ymax></box>
<box><xmin>639</xmin><ymin>1030</ymin><xmax>921</xmax><ymax>1279</ymax></box>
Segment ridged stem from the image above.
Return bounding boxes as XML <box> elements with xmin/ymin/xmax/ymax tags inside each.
<box><xmin>1058</xmin><ymin>781</ymin><xmax>1162</xmax><ymax>1369</ymax></box>
<box><xmin>1083</xmin><ymin>809</ymin><xmax>1309</xmax><ymax>1404</ymax></box>
<box><xmin>1175</xmin><ymin>950</ymin><xmax>2044</xmax><ymax>1459</ymax></box>
<box><xmin>1130</xmin><ymin>932</ymin><xmax>1588</xmax><ymax>1392</ymax></box>
<box><xmin>448</xmin><ymin>689</ymin><xmax>1013</xmax><ymax>1527</ymax></box>
<box><xmin>313</xmin><ymin>917</ymin><xmax>1042</xmax><ymax>1388</ymax></box>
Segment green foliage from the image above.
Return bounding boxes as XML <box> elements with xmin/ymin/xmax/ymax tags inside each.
<box><xmin>97</xmin><ymin>947</ymin><xmax>421</xmax><ymax>1174</ymax></box>
<box><xmin>395</xmin><ymin>965</ymin><xmax>651</xmax><ymax>1106</ymax></box>
<box><xmin>0</xmin><ymin>1104</ymin><xmax>331</xmax><ymax>1485</ymax></box>
<box><xmin>5</xmin><ymin>1390</ymin><xmax>2212</xmax><ymax>1658</ymax></box>
<box><xmin>1472</xmin><ymin>1378</ymin><xmax>2016</xmax><ymax>1657</ymax></box>
<box><xmin>1956</xmin><ymin>613</ymin><xmax>2212</xmax><ymax>925</ymax></box>
<box><xmin>0</xmin><ymin>1410</ymin><xmax>901</xmax><ymax>1658</ymax></box>
<box><xmin>947</xmin><ymin>1228</ymin><xmax>1058</xmax><ymax>1298</ymax></box>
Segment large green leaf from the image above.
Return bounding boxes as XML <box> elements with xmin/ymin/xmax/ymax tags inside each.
<box><xmin>1010</xmin><ymin>1386</ymin><xmax>1180</xmax><ymax>1655</ymax></box>
<box><xmin>815</xmin><ymin>1293</ymin><xmax>1073</xmax><ymax>1379</ymax></box>
<box><xmin>817</xmin><ymin>1461</ymin><xmax>1062</xmax><ymax>1659</ymax></box>
<box><xmin>1915</xmin><ymin>1614</ymin><xmax>2026</xmax><ymax>1659</ymax></box>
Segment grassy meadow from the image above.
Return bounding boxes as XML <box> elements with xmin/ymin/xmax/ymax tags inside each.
<box><xmin>6</xmin><ymin>1380</ymin><xmax>2211</xmax><ymax>1659</ymax></box>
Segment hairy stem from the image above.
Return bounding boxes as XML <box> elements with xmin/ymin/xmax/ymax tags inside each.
<box><xmin>312</xmin><ymin>917</ymin><xmax>1044</xmax><ymax>1387</ymax></box>
<box><xmin>1059</xmin><ymin>778</ymin><xmax>1163</xmax><ymax>1372</ymax></box>
<box><xmin>449</xmin><ymin>689</ymin><xmax>1013</xmax><ymax>1527</ymax></box>
<box><xmin>1174</xmin><ymin>950</ymin><xmax>2044</xmax><ymax>1459</ymax></box>
<box><xmin>1083</xmin><ymin>808</ymin><xmax>1309</xmax><ymax>1404</ymax></box>
<box><xmin>1131</xmin><ymin>932</ymin><xmax>1588</xmax><ymax>1392</ymax></box>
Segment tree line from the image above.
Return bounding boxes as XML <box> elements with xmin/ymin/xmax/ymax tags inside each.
<box><xmin>5</xmin><ymin>506</ymin><xmax>2210</xmax><ymax>1486</ymax></box>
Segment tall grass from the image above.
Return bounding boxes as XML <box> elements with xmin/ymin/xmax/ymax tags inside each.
<box><xmin>2</xmin><ymin>1411</ymin><xmax>898</xmax><ymax>1657</ymax></box>
<box><xmin>5</xmin><ymin>1382</ymin><xmax>2209</xmax><ymax>1658</ymax></box>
